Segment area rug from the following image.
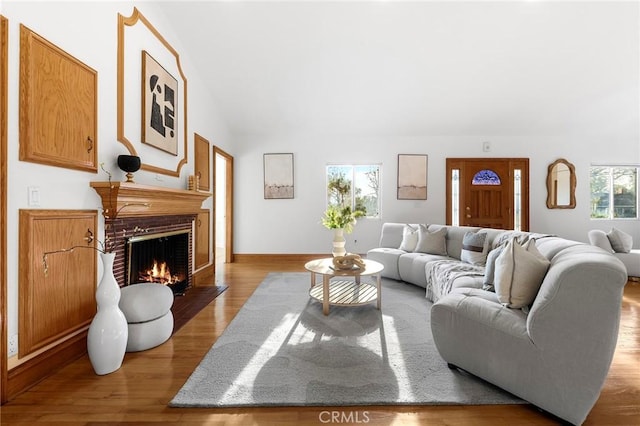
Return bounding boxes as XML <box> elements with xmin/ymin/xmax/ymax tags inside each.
<box><xmin>170</xmin><ymin>272</ymin><xmax>525</xmax><ymax>407</ymax></box>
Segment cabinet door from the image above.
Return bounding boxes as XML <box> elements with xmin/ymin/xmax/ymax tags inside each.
<box><xmin>19</xmin><ymin>210</ymin><xmax>98</xmax><ymax>357</ymax></box>
<box><xmin>19</xmin><ymin>25</ymin><xmax>98</xmax><ymax>172</ymax></box>
<box><xmin>195</xmin><ymin>209</ymin><xmax>210</xmax><ymax>270</ymax></box>
<box><xmin>194</xmin><ymin>134</ymin><xmax>210</xmax><ymax>192</ymax></box>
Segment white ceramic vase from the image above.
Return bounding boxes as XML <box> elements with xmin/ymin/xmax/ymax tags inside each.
<box><xmin>332</xmin><ymin>228</ymin><xmax>346</xmax><ymax>257</ymax></box>
<box><xmin>87</xmin><ymin>252</ymin><xmax>128</xmax><ymax>375</ymax></box>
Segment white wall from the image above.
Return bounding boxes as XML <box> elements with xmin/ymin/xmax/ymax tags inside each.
<box><xmin>2</xmin><ymin>1</ymin><xmax>233</xmax><ymax>363</ymax></box>
<box><xmin>234</xmin><ymin>130</ymin><xmax>640</xmax><ymax>255</ymax></box>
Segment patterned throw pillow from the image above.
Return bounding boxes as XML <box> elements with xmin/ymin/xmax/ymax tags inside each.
<box><xmin>398</xmin><ymin>224</ymin><xmax>419</xmax><ymax>252</ymax></box>
<box><xmin>414</xmin><ymin>225</ymin><xmax>448</xmax><ymax>255</ymax></box>
<box><xmin>494</xmin><ymin>239</ymin><xmax>550</xmax><ymax>309</ymax></box>
<box><xmin>461</xmin><ymin>231</ymin><xmax>489</xmax><ymax>265</ymax></box>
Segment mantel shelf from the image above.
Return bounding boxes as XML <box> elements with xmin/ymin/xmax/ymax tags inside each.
<box><xmin>90</xmin><ymin>181</ymin><xmax>211</xmax><ymax>218</ymax></box>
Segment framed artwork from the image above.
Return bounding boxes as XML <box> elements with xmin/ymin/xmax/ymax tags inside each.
<box><xmin>397</xmin><ymin>154</ymin><xmax>428</xmax><ymax>200</ymax></box>
<box><xmin>264</xmin><ymin>153</ymin><xmax>294</xmax><ymax>199</ymax></box>
<box><xmin>141</xmin><ymin>50</ymin><xmax>178</xmax><ymax>156</ymax></box>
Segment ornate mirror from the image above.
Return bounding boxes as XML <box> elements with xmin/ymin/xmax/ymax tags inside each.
<box><xmin>546</xmin><ymin>158</ymin><xmax>576</xmax><ymax>209</ymax></box>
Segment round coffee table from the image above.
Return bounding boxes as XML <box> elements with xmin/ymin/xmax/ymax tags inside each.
<box><xmin>304</xmin><ymin>258</ymin><xmax>384</xmax><ymax>315</ymax></box>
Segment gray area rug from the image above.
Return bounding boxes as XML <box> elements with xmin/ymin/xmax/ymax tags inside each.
<box><xmin>170</xmin><ymin>272</ymin><xmax>525</xmax><ymax>407</ymax></box>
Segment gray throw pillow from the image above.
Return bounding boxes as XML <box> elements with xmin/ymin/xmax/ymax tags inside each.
<box><xmin>461</xmin><ymin>231</ymin><xmax>489</xmax><ymax>265</ymax></box>
<box><xmin>414</xmin><ymin>225</ymin><xmax>448</xmax><ymax>255</ymax></box>
<box><xmin>607</xmin><ymin>227</ymin><xmax>633</xmax><ymax>253</ymax></box>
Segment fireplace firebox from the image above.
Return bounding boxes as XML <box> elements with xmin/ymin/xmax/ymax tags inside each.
<box><xmin>126</xmin><ymin>229</ymin><xmax>190</xmax><ymax>295</ymax></box>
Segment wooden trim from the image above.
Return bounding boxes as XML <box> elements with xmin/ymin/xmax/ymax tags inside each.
<box><xmin>1</xmin><ymin>14</ymin><xmax>8</xmax><ymax>405</ymax></box>
<box><xmin>234</xmin><ymin>254</ymin><xmax>329</xmax><ymax>264</ymax></box>
<box><xmin>213</xmin><ymin>147</ymin><xmax>234</xmax><ymax>263</ymax></box>
<box><xmin>90</xmin><ymin>181</ymin><xmax>210</xmax><ymax>218</ymax></box>
<box><xmin>117</xmin><ymin>7</ymin><xmax>187</xmax><ymax>177</ymax></box>
<box><xmin>6</xmin><ymin>331</ymin><xmax>87</xmax><ymax>401</ymax></box>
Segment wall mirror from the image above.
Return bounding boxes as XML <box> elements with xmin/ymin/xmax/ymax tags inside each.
<box><xmin>546</xmin><ymin>158</ymin><xmax>576</xmax><ymax>209</ymax></box>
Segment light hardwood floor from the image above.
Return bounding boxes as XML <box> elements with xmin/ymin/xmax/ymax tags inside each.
<box><xmin>1</xmin><ymin>260</ymin><xmax>639</xmax><ymax>425</ymax></box>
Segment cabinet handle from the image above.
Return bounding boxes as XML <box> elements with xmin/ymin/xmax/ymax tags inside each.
<box><xmin>86</xmin><ymin>136</ymin><xmax>93</xmax><ymax>153</ymax></box>
<box><xmin>198</xmin><ymin>219</ymin><xmax>202</xmax><ymax>227</ymax></box>
<box><xmin>84</xmin><ymin>228</ymin><xmax>94</xmax><ymax>244</ymax></box>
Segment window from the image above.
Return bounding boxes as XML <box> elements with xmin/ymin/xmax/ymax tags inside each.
<box><xmin>590</xmin><ymin>166</ymin><xmax>638</xmax><ymax>219</ymax></box>
<box><xmin>326</xmin><ymin>164</ymin><xmax>380</xmax><ymax>218</ymax></box>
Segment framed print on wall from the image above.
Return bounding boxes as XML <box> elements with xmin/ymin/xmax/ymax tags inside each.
<box><xmin>264</xmin><ymin>153</ymin><xmax>294</xmax><ymax>199</ymax></box>
<box><xmin>397</xmin><ymin>154</ymin><xmax>428</xmax><ymax>200</ymax></box>
<box><xmin>141</xmin><ymin>50</ymin><xmax>178</xmax><ymax>156</ymax></box>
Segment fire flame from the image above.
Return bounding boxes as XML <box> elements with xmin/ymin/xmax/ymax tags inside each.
<box><xmin>140</xmin><ymin>260</ymin><xmax>180</xmax><ymax>284</ymax></box>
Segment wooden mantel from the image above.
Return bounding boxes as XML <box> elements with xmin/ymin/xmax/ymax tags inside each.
<box><xmin>90</xmin><ymin>181</ymin><xmax>211</xmax><ymax>218</ymax></box>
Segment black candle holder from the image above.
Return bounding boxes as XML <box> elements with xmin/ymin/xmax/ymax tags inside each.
<box><xmin>117</xmin><ymin>155</ymin><xmax>141</xmax><ymax>183</ymax></box>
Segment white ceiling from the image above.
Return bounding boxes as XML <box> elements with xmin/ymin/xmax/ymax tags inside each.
<box><xmin>156</xmin><ymin>1</ymin><xmax>637</xmax><ymax>138</ymax></box>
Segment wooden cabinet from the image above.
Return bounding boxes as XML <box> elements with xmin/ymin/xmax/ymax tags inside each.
<box><xmin>194</xmin><ymin>133</ymin><xmax>210</xmax><ymax>192</ymax></box>
<box><xmin>18</xmin><ymin>210</ymin><xmax>98</xmax><ymax>357</ymax></box>
<box><xmin>195</xmin><ymin>209</ymin><xmax>210</xmax><ymax>270</ymax></box>
<box><xmin>19</xmin><ymin>25</ymin><xmax>98</xmax><ymax>172</ymax></box>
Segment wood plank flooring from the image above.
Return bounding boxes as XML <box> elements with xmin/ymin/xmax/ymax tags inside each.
<box><xmin>1</xmin><ymin>259</ymin><xmax>639</xmax><ymax>425</ymax></box>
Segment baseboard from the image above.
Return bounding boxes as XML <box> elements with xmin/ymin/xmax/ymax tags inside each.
<box><xmin>6</xmin><ymin>331</ymin><xmax>87</xmax><ymax>402</ymax></box>
<box><xmin>193</xmin><ymin>263</ymin><xmax>215</xmax><ymax>286</ymax></box>
<box><xmin>234</xmin><ymin>254</ymin><xmax>331</xmax><ymax>263</ymax></box>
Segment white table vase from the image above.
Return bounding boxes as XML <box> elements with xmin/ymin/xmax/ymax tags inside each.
<box><xmin>332</xmin><ymin>228</ymin><xmax>346</xmax><ymax>257</ymax></box>
<box><xmin>87</xmin><ymin>252</ymin><xmax>128</xmax><ymax>375</ymax></box>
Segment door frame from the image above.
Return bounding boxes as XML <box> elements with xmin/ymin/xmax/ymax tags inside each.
<box><xmin>1</xmin><ymin>15</ymin><xmax>8</xmax><ymax>404</ymax></box>
<box><xmin>446</xmin><ymin>158</ymin><xmax>529</xmax><ymax>231</ymax></box>
<box><xmin>213</xmin><ymin>146</ymin><xmax>234</xmax><ymax>265</ymax></box>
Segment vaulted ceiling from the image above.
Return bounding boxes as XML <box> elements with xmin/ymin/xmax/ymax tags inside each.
<box><xmin>157</xmin><ymin>1</ymin><xmax>637</xmax><ymax>139</ymax></box>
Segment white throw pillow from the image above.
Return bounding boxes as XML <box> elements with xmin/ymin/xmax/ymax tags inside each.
<box><xmin>398</xmin><ymin>224</ymin><xmax>419</xmax><ymax>252</ymax></box>
<box><xmin>494</xmin><ymin>239</ymin><xmax>550</xmax><ymax>309</ymax></box>
<box><xmin>461</xmin><ymin>231</ymin><xmax>489</xmax><ymax>265</ymax></box>
<box><xmin>607</xmin><ymin>228</ymin><xmax>633</xmax><ymax>253</ymax></box>
<box><xmin>414</xmin><ymin>225</ymin><xmax>448</xmax><ymax>255</ymax></box>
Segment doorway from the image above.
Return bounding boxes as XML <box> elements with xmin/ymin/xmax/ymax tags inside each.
<box><xmin>446</xmin><ymin>158</ymin><xmax>529</xmax><ymax>231</ymax></box>
<box><xmin>213</xmin><ymin>147</ymin><xmax>233</xmax><ymax>267</ymax></box>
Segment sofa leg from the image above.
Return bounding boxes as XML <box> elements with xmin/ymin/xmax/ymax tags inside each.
<box><xmin>447</xmin><ymin>363</ymin><xmax>458</xmax><ymax>370</ymax></box>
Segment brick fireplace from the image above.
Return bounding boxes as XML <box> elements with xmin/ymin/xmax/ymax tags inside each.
<box><xmin>90</xmin><ymin>181</ymin><xmax>211</xmax><ymax>290</ymax></box>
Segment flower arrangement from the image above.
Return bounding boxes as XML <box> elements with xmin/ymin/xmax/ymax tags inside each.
<box><xmin>321</xmin><ymin>205</ymin><xmax>365</xmax><ymax>234</ymax></box>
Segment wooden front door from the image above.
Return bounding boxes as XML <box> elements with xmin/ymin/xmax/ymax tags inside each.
<box><xmin>446</xmin><ymin>158</ymin><xmax>529</xmax><ymax>231</ymax></box>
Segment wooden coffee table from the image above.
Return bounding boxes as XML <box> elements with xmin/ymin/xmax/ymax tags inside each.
<box><xmin>304</xmin><ymin>258</ymin><xmax>384</xmax><ymax>315</ymax></box>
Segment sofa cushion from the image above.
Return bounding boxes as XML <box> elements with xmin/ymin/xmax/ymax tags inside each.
<box><xmin>366</xmin><ymin>248</ymin><xmax>404</xmax><ymax>281</ymax></box>
<box><xmin>494</xmin><ymin>239</ymin><xmax>550</xmax><ymax>309</ymax></box>
<box><xmin>398</xmin><ymin>252</ymin><xmax>450</xmax><ymax>288</ymax></box>
<box><xmin>439</xmin><ymin>225</ymin><xmax>481</xmax><ymax>260</ymax></box>
<box><xmin>415</xmin><ymin>225</ymin><xmax>447</xmax><ymax>255</ymax></box>
<box><xmin>607</xmin><ymin>227</ymin><xmax>633</xmax><ymax>253</ymax></box>
<box><xmin>398</xmin><ymin>224</ymin><xmax>419</xmax><ymax>252</ymax></box>
<box><xmin>461</xmin><ymin>231</ymin><xmax>489</xmax><ymax>265</ymax></box>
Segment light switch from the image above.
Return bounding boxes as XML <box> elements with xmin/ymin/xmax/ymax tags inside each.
<box><xmin>28</xmin><ymin>186</ymin><xmax>41</xmax><ymax>206</ymax></box>
<box><xmin>482</xmin><ymin>141</ymin><xmax>491</xmax><ymax>152</ymax></box>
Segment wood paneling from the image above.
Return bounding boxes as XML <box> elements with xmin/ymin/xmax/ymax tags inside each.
<box><xmin>19</xmin><ymin>25</ymin><xmax>97</xmax><ymax>172</ymax></box>
<box><xmin>1</xmin><ymin>14</ymin><xmax>8</xmax><ymax>404</ymax></box>
<box><xmin>195</xmin><ymin>209</ymin><xmax>210</xmax><ymax>270</ymax></box>
<box><xmin>194</xmin><ymin>133</ymin><xmax>210</xmax><ymax>192</ymax></box>
<box><xmin>1</xmin><ymin>260</ymin><xmax>638</xmax><ymax>425</ymax></box>
<box><xmin>18</xmin><ymin>210</ymin><xmax>97</xmax><ymax>357</ymax></box>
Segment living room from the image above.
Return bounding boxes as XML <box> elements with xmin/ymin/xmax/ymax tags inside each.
<box><xmin>1</xmin><ymin>1</ymin><xmax>639</xmax><ymax>425</ymax></box>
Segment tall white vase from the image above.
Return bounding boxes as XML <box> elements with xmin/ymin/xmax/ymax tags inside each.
<box><xmin>332</xmin><ymin>228</ymin><xmax>346</xmax><ymax>257</ymax></box>
<box><xmin>87</xmin><ymin>252</ymin><xmax>128</xmax><ymax>375</ymax></box>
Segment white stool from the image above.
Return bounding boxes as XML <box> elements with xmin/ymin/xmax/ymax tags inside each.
<box><xmin>119</xmin><ymin>283</ymin><xmax>174</xmax><ymax>352</ymax></box>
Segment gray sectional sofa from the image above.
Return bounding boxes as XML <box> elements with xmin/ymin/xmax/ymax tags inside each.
<box><xmin>366</xmin><ymin>223</ymin><xmax>628</xmax><ymax>425</ymax></box>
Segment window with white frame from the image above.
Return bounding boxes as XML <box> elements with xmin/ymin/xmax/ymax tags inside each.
<box><xmin>590</xmin><ymin>165</ymin><xmax>638</xmax><ymax>219</ymax></box>
<box><xmin>326</xmin><ymin>164</ymin><xmax>380</xmax><ymax>218</ymax></box>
